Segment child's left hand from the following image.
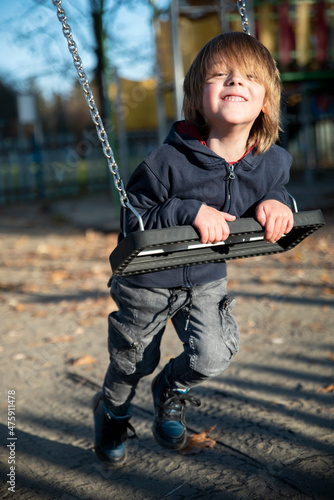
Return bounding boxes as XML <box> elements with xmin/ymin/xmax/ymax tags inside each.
<box><xmin>255</xmin><ymin>200</ymin><xmax>294</xmax><ymax>243</ymax></box>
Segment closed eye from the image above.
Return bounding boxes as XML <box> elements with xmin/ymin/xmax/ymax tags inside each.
<box><xmin>206</xmin><ymin>72</ymin><xmax>228</xmax><ymax>83</ymax></box>
<box><xmin>209</xmin><ymin>73</ymin><xmax>228</xmax><ymax>79</ymax></box>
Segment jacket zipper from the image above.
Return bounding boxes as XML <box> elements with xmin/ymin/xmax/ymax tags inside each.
<box><xmin>225</xmin><ymin>163</ymin><xmax>236</xmax><ymax>213</ymax></box>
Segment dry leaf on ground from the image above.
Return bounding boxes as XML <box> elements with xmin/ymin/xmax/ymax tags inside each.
<box><xmin>33</xmin><ymin>311</ymin><xmax>49</xmax><ymax>318</ymax></box>
<box><xmin>68</xmin><ymin>354</ymin><xmax>96</xmax><ymax>366</ymax></box>
<box><xmin>48</xmin><ymin>335</ymin><xmax>73</xmax><ymax>344</ymax></box>
<box><xmin>326</xmin><ymin>351</ymin><xmax>334</xmax><ymax>362</ymax></box>
<box><xmin>49</xmin><ymin>270</ymin><xmax>70</xmax><ymax>282</ymax></box>
<box><xmin>179</xmin><ymin>425</ymin><xmax>216</xmax><ymax>455</ymax></box>
<box><xmin>13</xmin><ymin>303</ymin><xmax>26</xmax><ymax>312</ymax></box>
<box><xmin>316</xmin><ymin>383</ymin><xmax>334</xmax><ymax>393</ymax></box>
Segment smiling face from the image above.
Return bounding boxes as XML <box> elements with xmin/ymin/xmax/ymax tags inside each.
<box><xmin>202</xmin><ymin>64</ymin><xmax>266</xmax><ymax>136</ymax></box>
<box><xmin>183</xmin><ymin>33</ymin><xmax>282</xmax><ymax>154</ymax></box>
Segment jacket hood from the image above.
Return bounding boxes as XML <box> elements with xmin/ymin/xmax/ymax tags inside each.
<box><xmin>164</xmin><ymin>121</ymin><xmax>267</xmax><ymax>171</ymax></box>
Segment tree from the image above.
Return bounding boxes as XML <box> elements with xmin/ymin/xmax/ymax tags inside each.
<box><xmin>4</xmin><ymin>0</ymin><xmax>157</xmax><ymax>102</ymax></box>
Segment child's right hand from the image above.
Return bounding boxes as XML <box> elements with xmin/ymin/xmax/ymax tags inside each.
<box><xmin>193</xmin><ymin>205</ymin><xmax>236</xmax><ymax>244</ymax></box>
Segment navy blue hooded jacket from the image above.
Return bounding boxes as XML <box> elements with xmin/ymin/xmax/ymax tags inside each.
<box><xmin>119</xmin><ymin>121</ymin><xmax>292</xmax><ymax>288</ymax></box>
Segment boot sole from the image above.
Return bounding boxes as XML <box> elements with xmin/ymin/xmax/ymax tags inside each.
<box><xmin>95</xmin><ymin>444</ymin><xmax>128</xmax><ymax>468</ymax></box>
<box><xmin>152</xmin><ymin>426</ymin><xmax>187</xmax><ymax>451</ymax></box>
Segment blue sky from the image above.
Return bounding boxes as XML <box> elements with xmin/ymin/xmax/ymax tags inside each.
<box><xmin>0</xmin><ymin>0</ymin><xmax>169</xmax><ymax>100</ymax></box>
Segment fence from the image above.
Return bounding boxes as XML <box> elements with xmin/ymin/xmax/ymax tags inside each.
<box><xmin>0</xmin><ymin>131</ymin><xmax>157</xmax><ymax>205</ymax></box>
<box><xmin>1</xmin><ymin>80</ymin><xmax>334</xmax><ymax>205</ymax></box>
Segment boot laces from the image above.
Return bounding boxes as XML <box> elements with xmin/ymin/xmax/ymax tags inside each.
<box><xmin>160</xmin><ymin>389</ymin><xmax>201</xmax><ymax>421</ymax></box>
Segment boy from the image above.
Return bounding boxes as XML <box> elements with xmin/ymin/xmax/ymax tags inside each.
<box><xmin>93</xmin><ymin>32</ymin><xmax>294</xmax><ymax>466</ymax></box>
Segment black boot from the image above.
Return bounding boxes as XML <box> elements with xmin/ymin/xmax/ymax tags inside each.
<box><xmin>151</xmin><ymin>371</ymin><xmax>201</xmax><ymax>450</ymax></box>
<box><xmin>92</xmin><ymin>392</ymin><xmax>136</xmax><ymax>467</ymax></box>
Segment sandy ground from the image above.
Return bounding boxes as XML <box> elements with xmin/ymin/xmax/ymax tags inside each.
<box><xmin>0</xmin><ymin>201</ymin><xmax>333</xmax><ymax>499</ymax></box>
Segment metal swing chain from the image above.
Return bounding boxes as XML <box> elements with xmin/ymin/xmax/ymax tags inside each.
<box><xmin>52</xmin><ymin>0</ymin><xmax>134</xmax><ymax>214</ymax></box>
<box><xmin>237</xmin><ymin>0</ymin><xmax>251</xmax><ymax>35</ymax></box>
<box><xmin>52</xmin><ymin>0</ymin><xmax>250</xmax><ymax>229</ymax></box>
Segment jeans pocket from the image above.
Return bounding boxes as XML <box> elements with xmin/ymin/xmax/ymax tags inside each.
<box><xmin>219</xmin><ymin>295</ymin><xmax>240</xmax><ymax>357</ymax></box>
<box><xmin>108</xmin><ymin>314</ymin><xmax>144</xmax><ymax>375</ymax></box>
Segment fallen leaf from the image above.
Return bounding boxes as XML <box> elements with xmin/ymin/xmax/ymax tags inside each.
<box><xmin>28</xmin><ymin>341</ymin><xmax>45</xmax><ymax>348</ymax></box>
<box><xmin>48</xmin><ymin>335</ymin><xmax>73</xmax><ymax>344</ymax></box>
<box><xmin>258</xmin><ymin>274</ymin><xmax>272</xmax><ymax>284</ymax></box>
<box><xmin>316</xmin><ymin>383</ymin><xmax>334</xmax><ymax>393</ymax></box>
<box><xmin>33</xmin><ymin>310</ymin><xmax>48</xmax><ymax>318</ymax></box>
<box><xmin>320</xmin><ymin>273</ymin><xmax>331</xmax><ymax>284</ymax></box>
<box><xmin>14</xmin><ymin>303</ymin><xmax>26</xmax><ymax>312</ymax></box>
<box><xmin>326</xmin><ymin>351</ymin><xmax>334</xmax><ymax>362</ymax></box>
<box><xmin>290</xmin><ymin>251</ymin><xmax>304</xmax><ymax>262</ymax></box>
<box><xmin>23</xmin><ymin>284</ymin><xmax>41</xmax><ymax>293</ymax></box>
<box><xmin>227</xmin><ymin>279</ymin><xmax>239</xmax><ymax>287</ymax></box>
<box><xmin>310</xmin><ymin>323</ymin><xmax>322</xmax><ymax>331</ymax></box>
<box><xmin>14</xmin><ymin>235</ymin><xmax>29</xmax><ymax>249</ymax></box>
<box><xmin>78</xmin><ymin>318</ymin><xmax>95</xmax><ymax>326</ymax></box>
<box><xmin>68</xmin><ymin>354</ymin><xmax>96</xmax><ymax>366</ymax></box>
<box><xmin>179</xmin><ymin>426</ymin><xmax>216</xmax><ymax>455</ymax></box>
<box><xmin>49</xmin><ymin>270</ymin><xmax>70</xmax><ymax>282</ymax></box>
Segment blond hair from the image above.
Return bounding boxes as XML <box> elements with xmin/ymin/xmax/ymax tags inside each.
<box><xmin>182</xmin><ymin>32</ymin><xmax>282</xmax><ymax>155</ymax></box>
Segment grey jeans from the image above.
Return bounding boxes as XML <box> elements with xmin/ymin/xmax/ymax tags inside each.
<box><xmin>103</xmin><ymin>275</ymin><xmax>239</xmax><ymax>407</ymax></box>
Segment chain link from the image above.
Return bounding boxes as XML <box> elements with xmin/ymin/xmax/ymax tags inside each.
<box><xmin>52</xmin><ymin>0</ymin><xmax>129</xmax><ymax>208</ymax></box>
<box><xmin>237</xmin><ymin>0</ymin><xmax>250</xmax><ymax>35</ymax></box>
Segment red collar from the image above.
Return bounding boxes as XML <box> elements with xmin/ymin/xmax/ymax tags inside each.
<box><xmin>176</xmin><ymin>121</ymin><xmax>255</xmax><ymax>163</ymax></box>
<box><xmin>176</xmin><ymin>121</ymin><xmax>207</xmax><ymax>147</ymax></box>
<box><xmin>228</xmin><ymin>145</ymin><xmax>255</xmax><ymax>164</ymax></box>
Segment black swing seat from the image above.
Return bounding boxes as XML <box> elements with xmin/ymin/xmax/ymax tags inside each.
<box><xmin>109</xmin><ymin>209</ymin><xmax>325</xmax><ymax>276</ymax></box>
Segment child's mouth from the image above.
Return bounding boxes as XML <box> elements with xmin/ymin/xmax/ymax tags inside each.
<box><xmin>223</xmin><ymin>95</ymin><xmax>246</xmax><ymax>102</ymax></box>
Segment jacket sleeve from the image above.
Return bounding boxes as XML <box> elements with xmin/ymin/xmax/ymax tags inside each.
<box><xmin>122</xmin><ymin>160</ymin><xmax>203</xmax><ymax>234</ymax></box>
<box><xmin>256</xmin><ymin>148</ymin><xmax>293</xmax><ymax>209</ymax></box>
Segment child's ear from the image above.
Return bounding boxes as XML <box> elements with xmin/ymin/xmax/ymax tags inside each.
<box><xmin>262</xmin><ymin>101</ymin><xmax>268</xmax><ymax>114</ymax></box>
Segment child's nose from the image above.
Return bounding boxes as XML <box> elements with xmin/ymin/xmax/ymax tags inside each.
<box><xmin>227</xmin><ymin>72</ymin><xmax>244</xmax><ymax>86</ymax></box>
